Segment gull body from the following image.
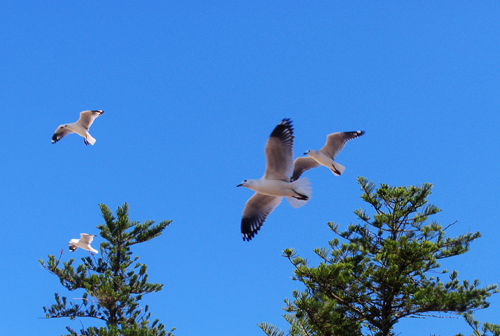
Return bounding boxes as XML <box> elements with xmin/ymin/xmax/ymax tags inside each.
<box><xmin>238</xmin><ymin>118</ymin><xmax>312</xmax><ymax>241</ymax></box>
<box><xmin>69</xmin><ymin>233</ymin><xmax>98</xmax><ymax>254</ymax></box>
<box><xmin>292</xmin><ymin>130</ymin><xmax>365</xmax><ymax>181</ymax></box>
<box><xmin>238</xmin><ymin>178</ymin><xmax>309</xmax><ymax>199</ymax></box>
<box><xmin>304</xmin><ymin>149</ymin><xmax>346</xmax><ymax>175</ymax></box>
<box><xmin>52</xmin><ymin>110</ymin><xmax>104</xmax><ymax>145</ymax></box>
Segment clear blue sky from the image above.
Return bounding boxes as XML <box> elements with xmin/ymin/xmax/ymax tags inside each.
<box><xmin>1</xmin><ymin>1</ymin><xmax>499</xmax><ymax>335</ymax></box>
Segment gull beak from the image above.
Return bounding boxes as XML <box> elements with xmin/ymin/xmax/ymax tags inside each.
<box><xmin>303</xmin><ymin>152</ymin><xmax>308</xmax><ymax>155</ymax></box>
<box><xmin>236</xmin><ymin>184</ymin><xmax>243</xmax><ymax>187</ymax></box>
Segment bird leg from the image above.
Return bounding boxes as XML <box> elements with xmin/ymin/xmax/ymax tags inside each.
<box><xmin>331</xmin><ymin>164</ymin><xmax>342</xmax><ymax>175</ymax></box>
<box><xmin>292</xmin><ymin>190</ymin><xmax>309</xmax><ymax>201</ymax></box>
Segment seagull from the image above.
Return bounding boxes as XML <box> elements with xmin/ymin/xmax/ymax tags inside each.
<box><xmin>69</xmin><ymin>234</ymin><xmax>98</xmax><ymax>255</ymax></box>
<box><xmin>237</xmin><ymin>118</ymin><xmax>312</xmax><ymax>241</ymax></box>
<box><xmin>291</xmin><ymin>130</ymin><xmax>365</xmax><ymax>181</ymax></box>
<box><xmin>52</xmin><ymin>110</ymin><xmax>104</xmax><ymax>145</ymax></box>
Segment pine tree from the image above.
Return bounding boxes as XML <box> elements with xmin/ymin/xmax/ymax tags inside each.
<box><xmin>40</xmin><ymin>203</ymin><xmax>175</xmax><ymax>336</ymax></box>
<box><xmin>260</xmin><ymin>177</ymin><xmax>499</xmax><ymax>336</ymax></box>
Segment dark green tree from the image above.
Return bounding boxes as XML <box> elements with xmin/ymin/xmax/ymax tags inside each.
<box><xmin>260</xmin><ymin>177</ymin><xmax>499</xmax><ymax>336</ymax></box>
<box><xmin>40</xmin><ymin>203</ymin><xmax>175</xmax><ymax>336</ymax></box>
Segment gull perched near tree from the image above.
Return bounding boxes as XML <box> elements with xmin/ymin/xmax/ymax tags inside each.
<box><xmin>52</xmin><ymin>110</ymin><xmax>104</xmax><ymax>145</ymax></box>
<box><xmin>291</xmin><ymin>130</ymin><xmax>365</xmax><ymax>181</ymax></box>
<box><xmin>68</xmin><ymin>233</ymin><xmax>98</xmax><ymax>255</ymax></box>
<box><xmin>237</xmin><ymin>118</ymin><xmax>312</xmax><ymax>241</ymax></box>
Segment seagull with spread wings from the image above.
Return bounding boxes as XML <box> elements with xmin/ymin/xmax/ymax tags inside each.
<box><xmin>237</xmin><ymin>118</ymin><xmax>312</xmax><ymax>241</ymax></box>
<box><xmin>292</xmin><ymin>130</ymin><xmax>365</xmax><ymax>181</ymax></box>
<box><xmin>69</xmin><ymin>233</ymin><xmax>98</xmax><ymax>255</ymax></box>
<box><xmin>52</xmin><ymin>110</ymin><xmax>104</xmax><ymax>145</ymax></box>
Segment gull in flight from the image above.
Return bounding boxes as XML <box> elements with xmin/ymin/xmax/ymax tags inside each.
<box><xmin>69</xmin><ymin>233</ymin><xmax>99</xmax><ymax>255</ymax></box>
<box><xmin>292</xmin><ymin>130</ymin><xmax>365</xmax><ymax>181</ymax></box>
<box><xmin>52</xmin><ymin>110</ymin><xmax>104</xmax><ymax>145</ymax></box>
<box><xmin>237</xmin><ymin>118</ymin><xmax>312</xmax><ymax>241</ymax></box>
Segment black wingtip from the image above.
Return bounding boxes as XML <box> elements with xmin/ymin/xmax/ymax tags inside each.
<box><xmin>270</xmin><ymin>118</ymin><xmax>294</xmax><ymax>144</ymax></box>
<box><xmin>241</xmin><ymin>217</ymin><xmax>261</xmax><ymax>242</ymax></box>
<box><xmin>344</xmin><ymin>130</ymin><xmax>365</xmax><ymax>138</ymax></box>
<box><xmin>349</xmin><ymin>130</ymin><xmax>365</xmax><ymax>137</ymax></box>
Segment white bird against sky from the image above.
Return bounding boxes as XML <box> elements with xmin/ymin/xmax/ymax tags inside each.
<box><xmin>291</xmin><ymin>130</ymin><xmax>365</xmax><ymax>181</ymax></box>
<box><xmin>52</xmin><ymin>110</ymin><xmax>104</xmax><ymax>145</ymax></box>
<box><xmin>69</xmin><ymin>233</ymin><xmax>98</xmax><ymax>254</ymax></box>
<box><xmin>237</xmin><ymin>118</ymin><xmax>312</xmax><ymax>241</ymax></box>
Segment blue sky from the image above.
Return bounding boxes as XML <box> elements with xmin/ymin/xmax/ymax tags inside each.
<box><xmin>1</xmin><ymin>1</ymin><xmax>499</xmax><ymax>335</ymax></box>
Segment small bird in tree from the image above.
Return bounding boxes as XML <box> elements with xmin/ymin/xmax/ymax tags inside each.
<box><xmin>238</xmin><ymin>118</ymin><xmax>312</xmax><ymax>241</ymax></box>
<box><xmin>292</xmin><ymin>130</ymin><xmax>365</xmax><ymax>181</ymax></box>
<box><xmin>68</xmin><ymin>233</ymin><xmax>98</xmax><ymax>255</ymax></box>
<box><xmin>52</xmin><ymin>110</ymin><xmax>104</xmax><ymax>145</ymax></box>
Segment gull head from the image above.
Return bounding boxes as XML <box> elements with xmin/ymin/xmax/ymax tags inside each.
<box><xmin>304</xmin><ymin>149</ymin><xmax>321</xmax><ymax>157</ymax></box>
<box><xmin>68</xmin><ymin>239</ymin><xmax>78</xmax><ymax>252</ymax></box>
<box><xmin>237</xmin><ymin>179</ymin><xmax>254</xmax><ymax>188</ymax></box>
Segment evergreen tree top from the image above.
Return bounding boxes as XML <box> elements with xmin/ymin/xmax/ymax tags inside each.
<box><xmin>40</xmin><ymin>203</ymin><xmax>175</xmax><ymax>336</ymax></box>
<box><xmin>261</xmin><ymin>177</ymin><xmax>499</xmax><ymax>336</ymax></box>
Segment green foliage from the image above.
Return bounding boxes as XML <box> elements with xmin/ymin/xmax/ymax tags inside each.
<box><xmin>261</xmin><ymin>178</ymin><xmax>498</xmax><ymax>336</ymax></box>
<box><xmin>453</xmin><ymin>313</ymin><xmax>500</xmax><ymax>336</ymax></box>
<box><xmin>259</xmin><ymin>314</ymin><xmax>315</xmax><ymax>336</ymax></box>
<box><xmin>40</xmin><ymin>203</ymin><xmax>175</xmax><ymax>336</ymax></box>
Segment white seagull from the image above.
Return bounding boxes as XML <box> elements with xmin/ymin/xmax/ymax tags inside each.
<box><xmin>237</xmin><ymin>118</ymin><xmax>312</xmax><ymax>241</ymax></box>
<box><xmin>69</xmin><ymin>233</ymin><xmax>99</xmax><ymax>254</ymax></box>
<box><xmin>291</xmin><ymin>130</ymin><xmax>365</xmax><ymax>181</ymax></box>
<box><xmin>52</xmin><ymin>110</ymin><xmax>104</xmax><ymax>145</ymax></box>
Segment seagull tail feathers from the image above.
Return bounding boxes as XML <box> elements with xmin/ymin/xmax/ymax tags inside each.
<box><xmin>331</xmin><ymin>162</ymin><xmax>346</xmax><ymax>176</ymax></box>
<box><xmin>286</xmin><ymin>177</ymin><xmax>312</xmax><ymax>208</ymax></box>
<box><xmin>86</xmin><ymin>134</ymin><xmax>96</xmax><ymax>145</ymax></box>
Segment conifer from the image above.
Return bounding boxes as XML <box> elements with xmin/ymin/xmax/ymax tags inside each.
<box><xmin>40</xmin><ymin>203</ymin><xmax>175</xmax><ymax>336</ymax></box>
<box><xmin>260</xmin><ymin>178</ymin><xmax>499</xmax><ymax>336</ymax></box>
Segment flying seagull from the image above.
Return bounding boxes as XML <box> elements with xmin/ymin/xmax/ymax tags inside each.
<box><xmin>52</xmin><ymin>110</ymin><xmax>104</xmax><ymax>145</ymax></box>
<box><xmin>291</xmin><ymin>130</ymin><xmax>365</xmax><ymax>181</ymax></box>
<box><xmin>69</xmin><ymin>233</ymin><xmax>98</xmax><ymax>255</ymax></box>
<box><xmin>237</xmin><ymin>118</ymin><xmax>312</xmax><ymax>241</ymax></box>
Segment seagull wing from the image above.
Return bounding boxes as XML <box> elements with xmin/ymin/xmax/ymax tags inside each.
<box><xmin>322</xmin><ymin>131</ymin><xmax>365</xmax><ymax>158</ymax></box>
<box><xmin>291</xmin><ymin>157</ymin><xmax>320</xmax><ymax>181</ymax></box>
<box><xmin>79</xmin><ymin>233</ymin><xmax>95</xmax><ymax>244</ymax></box>
<box><xmin>241</xmin><ymin>193</ymin><xmax>283</xmax><ymax>241</ymax></box>
<box><xmin>77</xmin><ymin>110</ymin><xmax>104</xmax><ymax>130</ymax></box>
<box><xmin>52</xmin><ymin>125</ymin><xmax>74</xmax><ymax>143</ymax></box>
<box><xmin>263</xmin><ymin>118</ymin><xmax>294</xmax><ymax>181</ymax></box>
